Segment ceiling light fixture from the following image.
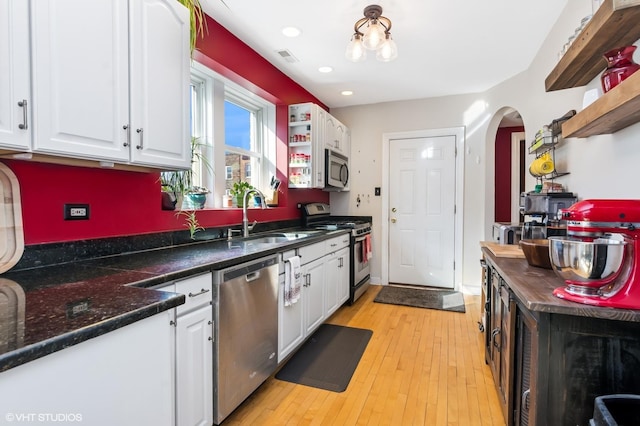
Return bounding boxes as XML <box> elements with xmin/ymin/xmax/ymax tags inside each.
<box><xmin>345</xmin><ymin>4</ymin><xmax>398</xmax><ymax>63</ymax></box>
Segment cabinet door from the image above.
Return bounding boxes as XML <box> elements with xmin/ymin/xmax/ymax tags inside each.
<box><xmin>514</xmin><ymin>305</ymin><xmax>538</xmax><ymax>426</ymax></box>
<box><xmin>337</xmin><ymin>247</ymin><xmax>350</xmax><ymax>305</ymax></box>
<box><xmin>488</xmin><ymin>269</ymin><xmax>502</xmax><ymax>381</ymax></box>
<box><xmin>325</xmin><ymin>247</ymin><xmax>350</xmax><ymax>317</ymax></box>
<box><xmin>31</xmin><ymin>0</ymin><xmax>130</xmax><ymax>162</ymax></box>
<box><xmin>0</xmin><ymin>0</ymin><xmax>31</xmax><ymax>150</ymax></box>
<box><xmin>303</xmin><ymin>257</ymin><xmax>325</xmax><ymax>335</ymax></box>
<box><xmin>311</xmin><ymin>106</ymin><xmax>326</xmax><ymax>188</ymax></box>
<box><xmin>176</xmin><ymin>306</ymin><xmax>214</xmax><ymax>426</ymax></box>
<box><xmin>498</xmin><ymin>285</ymin><xmax>516</xmax><ymax>425</ymax></box>
<box><xmin>0</xmin><ymin>312</ymin><xmax>174</xmax><ymax>426</ymax></box>
<box><xmin>278</xmin><ymin>273</ymin><xmax>304</xmax><ymax>363</ymax></box>
<box><xmin>325</xmin><ymin>252</ymin><xmax>340</xmax><ymax>316</ymax></box>
<box><xmin>325</xmin><ymin>115</ymin><xmax>337</xmax><ymax>150</ymax></box>
<box><xmin>129</xmin><ymin>0</ymin><xmax>190</xmax><ymax>169</ymax></box>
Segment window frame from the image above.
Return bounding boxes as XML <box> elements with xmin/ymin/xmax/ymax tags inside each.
<box><xmin>190</xmin><ymin>62</ymin><xmax>276</xmax><ymax>208</ymax></box>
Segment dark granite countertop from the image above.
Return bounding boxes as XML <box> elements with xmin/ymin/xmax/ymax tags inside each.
<box><xmin>0</xmin><ymin>228</ymin><xmax>350</xmax><ymax>373</ymax></box>
<box><xmin>482</xmin><ymin>247</ymin><xmax>640</xmax><ymax>322</ymax></box>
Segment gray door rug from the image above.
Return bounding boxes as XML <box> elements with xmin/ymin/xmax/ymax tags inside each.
<box><xmin>374</xmin><ymin>285</ymin><xmax>466</xmax><ymax>313</ymax></box>
<box><xmin>275</xmin><ymin>324</ymin><xmax>373</xmax><ymax>392</ymax></box>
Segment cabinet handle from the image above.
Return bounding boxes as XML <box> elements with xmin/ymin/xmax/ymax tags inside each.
<box><xmin>122</xmin><ymin>125</ymin><xmax>130</xmax><ymax>147</ymax></box>
<box><xmin>491</xmin><ymin>327</ymin><xmax>501</xmax><ymax>352</ymax></box>
<box><xmin>17</xmin><ymin>100</ymin><xmax>28</xmax><ymax>130</ymax></box>
<box><xmin>188</xmin><ymin>288</ymin><xmax>210</xmax><ymax>298</ymax></box>
<box><xmin>208</xmin><ymin>336</ymin><xmax>213</xmax><ymax>341</ymax></box>
<box><xmin>169</xmin><ymin>320</ymin><xmax>176</xmax><ymax>326</ymax></box>
<box><xmin>208</xmin><ymin>320</ymin><xmax>212</xmax><ymax>326</ymax></box>
<box><xmin>136</xmin><ymin>128</ymin><xmax>143</xmax><ymax>149</ymax></box>
<box><xmin>522</xmin><ymin>389</ymin><xmax>530</xmax><ymax>411</ymax></box>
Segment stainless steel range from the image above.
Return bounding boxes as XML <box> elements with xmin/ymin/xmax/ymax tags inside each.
<box><xmin>301</xmin><ymin>203</ymin><xmax>372</xmax><ymax>304</ymax></box>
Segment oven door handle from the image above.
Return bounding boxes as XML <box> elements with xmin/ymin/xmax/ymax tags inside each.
<box><xmin>354</xmin><ymin>234</ymin><xmax>369</xmax><ymax>243</ymax></box>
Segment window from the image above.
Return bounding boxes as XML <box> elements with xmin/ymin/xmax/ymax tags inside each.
<box><xmin>189</xmin><ymin>62</ymin><xmax>276</xmax><ymax>208</ymax></box>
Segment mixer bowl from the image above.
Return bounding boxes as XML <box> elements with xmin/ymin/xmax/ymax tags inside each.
<box><xmin>548</xmin><ymin>236</ymin><xmax>628</xmax><ymax>284</ymax></box>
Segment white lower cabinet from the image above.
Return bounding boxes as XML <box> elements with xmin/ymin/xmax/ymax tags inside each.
<box><xmin>155</xmin><ymin>272</ymin><xmax>214</xmax><ymax>426</ymax></box>
<box><xmin>175</xmin><ymin>305</ymin><xmax>213</xmax><ymax>426</ymax></box>
<box><xmin>0</xmin><ymin>312</ymin><xmax>175</xmax><ymax>426</ymax></box>
<box><xmin>325</xmin><ymin>246</ymin><xmax>350</xmax><ymax>317</ymax></box>
<box><xmin>303</xmin><ymin>256</ymin><xmax>326</xmax><ymax>335</ymax></box>
<box><xmin>278</xmin><ymin>234</ymin><xmax>350</xmax><ymax>363</ymax></box>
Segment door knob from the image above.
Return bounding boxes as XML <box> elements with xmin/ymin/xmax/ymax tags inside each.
<box><xmin>391</xmin><ymin>218</ymin><xmax>397</xmax><ymax>223</ymax></box>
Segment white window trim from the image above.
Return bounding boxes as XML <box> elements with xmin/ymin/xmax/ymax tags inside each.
<box><xmin>191</xmin><ymin>61</ymin><xmax>276</xmax><ymax>208</ymax></box>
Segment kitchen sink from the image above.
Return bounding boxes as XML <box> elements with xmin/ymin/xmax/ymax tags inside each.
<box><xmin>244</xmin><ymin>230</ymin><xmax>323</xmax><ymax>245</ymax></box>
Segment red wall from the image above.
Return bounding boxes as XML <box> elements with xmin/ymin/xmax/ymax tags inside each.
<box><xmin>494</xmin><ymin>126</ymin><xmax>524</xmax><ymax>223</ymax></box>
<box><xmin>7</xmin><ymin>14</ymin><xmax>329</xmax><ymax>246</ymax></box>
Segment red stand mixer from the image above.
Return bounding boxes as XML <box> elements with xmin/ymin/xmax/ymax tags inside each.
<box><xmin>550</xmin><ymin>199</ymin><xmax>640</xmax><ymax>309</ymax></box>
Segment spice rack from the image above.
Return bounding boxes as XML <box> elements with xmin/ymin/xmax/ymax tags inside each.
<box><xmin>288</xmin><ymin>103</ymin><xmax>325</xmax><ymax>188</ymax></box>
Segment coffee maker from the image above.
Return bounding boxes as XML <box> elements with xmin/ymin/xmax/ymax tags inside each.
<box><xmin>519</xmin><ymin>192</ymin><xmax>577</xmax><ymax>239</ymax></box>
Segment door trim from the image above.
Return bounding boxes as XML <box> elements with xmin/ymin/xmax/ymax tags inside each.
<box><xmin>382</xmin><ymin>127</ymin><xmax>465</xmax><ymax>289</ymax></box>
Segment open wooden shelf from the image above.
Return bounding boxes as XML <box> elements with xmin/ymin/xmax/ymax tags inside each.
<box><xmin>562</xmin><ymin>69</ymin><xmax>640</xmax><ymax>137</ymax></box>
<box><xmin>545</xmin><ymin>0</ymin><xmax>640</xmax><ymax>92</ymax></box>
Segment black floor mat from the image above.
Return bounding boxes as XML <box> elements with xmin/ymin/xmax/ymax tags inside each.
<box><xmin>374</xmin><ymin>285</ymin><xmax>466</xmax><ymax>313</ymax></box>
<box><xmin>275</xmin><ymin>324</ymin><xmax>373</xmax><ymax>392</ymax></box>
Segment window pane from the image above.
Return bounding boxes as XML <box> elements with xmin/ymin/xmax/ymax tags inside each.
<box><xmin>225</xmin><ymin>152</ymin><xmax>254</xmax><ymax>193</ymax></box>
<box><xmin>225</xmin><ymin>101</ymin><xmax>252</xmax><ymax>151</ymax></box>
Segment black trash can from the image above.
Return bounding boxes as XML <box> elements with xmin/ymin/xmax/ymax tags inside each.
<box><xmin>590</xmin><ymin>394</ymin><xmax>640</xmax><ymax>426</ymax></box>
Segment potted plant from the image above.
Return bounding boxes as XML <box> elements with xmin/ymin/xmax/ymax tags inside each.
<box><xmin>230</xmin><ymin>181</ymin><xmax>254</xmax><ymax>208</ymax></box>
<box><xmin>161</xmin><ymin>137</ymin><xmax>212</xmax><ymax>210</ymax></box>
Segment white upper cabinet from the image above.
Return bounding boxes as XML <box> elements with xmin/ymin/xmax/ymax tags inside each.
<box><xmin>325</xmin><ymin>114</ymin><xmax>350</xmax><ymax>158</ymax></box>
<box><xmin>29</xmin><ymin>0</ymin><xmax>190</xmax><ymax>169</ymax></box>
<box><xmin>0</xmin><ymin>0</ymin><xmax>31</xmax><ymax>151</ymax></box>
<box><xmin>129</xmin><ymin>0</ymin><xmax>191</xmax><ymax>168</ymax></box>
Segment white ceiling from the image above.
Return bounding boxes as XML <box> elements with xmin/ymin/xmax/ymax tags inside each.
<box><xmin>201</xmin><ymin>0</ymin><xmax>568</xmax><ymax>109</ymax></box>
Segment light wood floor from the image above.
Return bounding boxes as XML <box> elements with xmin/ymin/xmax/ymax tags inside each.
<box><xmin>223</xmin><ymin>285</ymin><xmax>505</xmax><ymax>426</ymax></box>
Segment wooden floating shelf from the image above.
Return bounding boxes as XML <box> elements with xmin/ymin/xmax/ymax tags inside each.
<box><xmin>562</xmin><ymin>69</ymin><xmax>640</xmax><ymax>138</ymax></box>
<box><xmin>545</xmin><ymin>0</ymin><xmax>640</xmax><ymax>92</ymax></box>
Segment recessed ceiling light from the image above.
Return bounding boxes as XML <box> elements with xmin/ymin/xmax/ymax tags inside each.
<box><xmin>282</xmin><ymin>26</ymin><xmax>301</xmax><ymax>37</ymax></box>
<box><xmin>341</xmin><ymin>90</ymin><xmax>353</xmax><ymax>96</ymax></box>
<box><xmin>318</xmin><ymin>66</ymin><xmax>333</xmax><ymax>73</ymax></box>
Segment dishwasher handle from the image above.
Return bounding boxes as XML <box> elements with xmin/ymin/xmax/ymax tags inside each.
<box><xmin>245</xmin><ymin>271</ymin><xmax>261</xmax><ymax>282</ymax></box>
<box><xmin>218</xmin><ymin>254</ymin><xmax>279</xmax><ymax>283</ymax></box>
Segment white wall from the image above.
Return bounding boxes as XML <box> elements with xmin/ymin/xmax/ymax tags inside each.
<box><xmin>331</xmin><ymin>1</ymin><xmax>640</xmax><ymax>293</ymax></box>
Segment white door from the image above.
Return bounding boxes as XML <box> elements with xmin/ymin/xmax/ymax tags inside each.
<box><xmin>129</xmin><ymin>0</ymin><xmax>191</xmax><ymax>169</ymax></box>
<box><xmin>303</xmin><ymin>257</ymin><xmax>325</xmax><ymax>335</ymax></box>
<box><xmin>388</xmin><ymin>135</ymin><xmax>457</xmax><ymax>288</ymax></box>
<box><xmin>176</xmin><ymin>306</ymin><xmax>214</xmax><ymax>426</ymax></box>
<box><xmin>0</xmin><ymin>0</ymin><xmax>31</xmax><ymax>151</ymax></box>
<box><xmin>30</xmin><ymin>0</ymin><xmax>130</xmax><ymax>161</ymax></box>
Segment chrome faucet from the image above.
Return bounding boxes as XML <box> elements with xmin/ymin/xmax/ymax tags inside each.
<box><xmin>242</xmin><ymin>189</ymin><xmax>268</xmax><ymax>237</ymax></box>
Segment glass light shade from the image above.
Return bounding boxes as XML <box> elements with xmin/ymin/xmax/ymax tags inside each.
<box><xmin>345</xmin><ymin>35</ymin><xmax>367</xmax><ymax>62</ymax></box>
<box><xmin>362</xmin><ymin>19</ymin><xmax>385</xmax><ymax>50</ymax></box>
<box><xmin>376</xmin><ymin>36</ymin><xmax>398</xmax><ymax>62</ymax></box>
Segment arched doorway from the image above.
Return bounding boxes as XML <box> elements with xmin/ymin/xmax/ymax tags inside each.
<box><xmin>494</xmin><ymin>108</ymin><xmax>525</xmax><ymax>224</ymax></box>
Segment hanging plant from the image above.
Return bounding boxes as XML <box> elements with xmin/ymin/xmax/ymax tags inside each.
<box><xmin>177</xmin><ymin>0</ymin><xmax>207</xmax><ymax>56</ymax></box>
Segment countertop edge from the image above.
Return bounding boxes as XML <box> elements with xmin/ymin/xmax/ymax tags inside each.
<box><xmin>0</xmin><ymin>228</ymin><xmax>351</xmax><ymax>372</ymax></box>
<box><xmin>0</xmin><ymin>293</ymin><xmax>185</xmax><ymax>373</ymax></box>
<box><xmin>482</xmin><ymin>246</ymin><xmax>640</xmax><ymax>323</ymax></box>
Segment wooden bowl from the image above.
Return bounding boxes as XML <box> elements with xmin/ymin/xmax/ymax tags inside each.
<box><xmin>519</xmin><ymin>239</ymin><xmax>552</xmax><ymax>269</ymax></box>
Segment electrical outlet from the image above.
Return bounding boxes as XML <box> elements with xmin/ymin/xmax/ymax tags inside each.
<box><xmin>64</xmin><ymin>204</ymin><xmax>90</xmax><ymax>220</ymax></box>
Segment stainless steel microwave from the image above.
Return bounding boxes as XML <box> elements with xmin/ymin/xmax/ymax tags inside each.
<box><xmin>325</xmin><ymin>149</ymin><xmax>349</xmax><ymax>191</ymax></box>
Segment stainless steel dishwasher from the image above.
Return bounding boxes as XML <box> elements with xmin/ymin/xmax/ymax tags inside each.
<box><xmin>213</xmin><ymin>254</ymin><xmax>279</xmax><ymax>425</ymax></box>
